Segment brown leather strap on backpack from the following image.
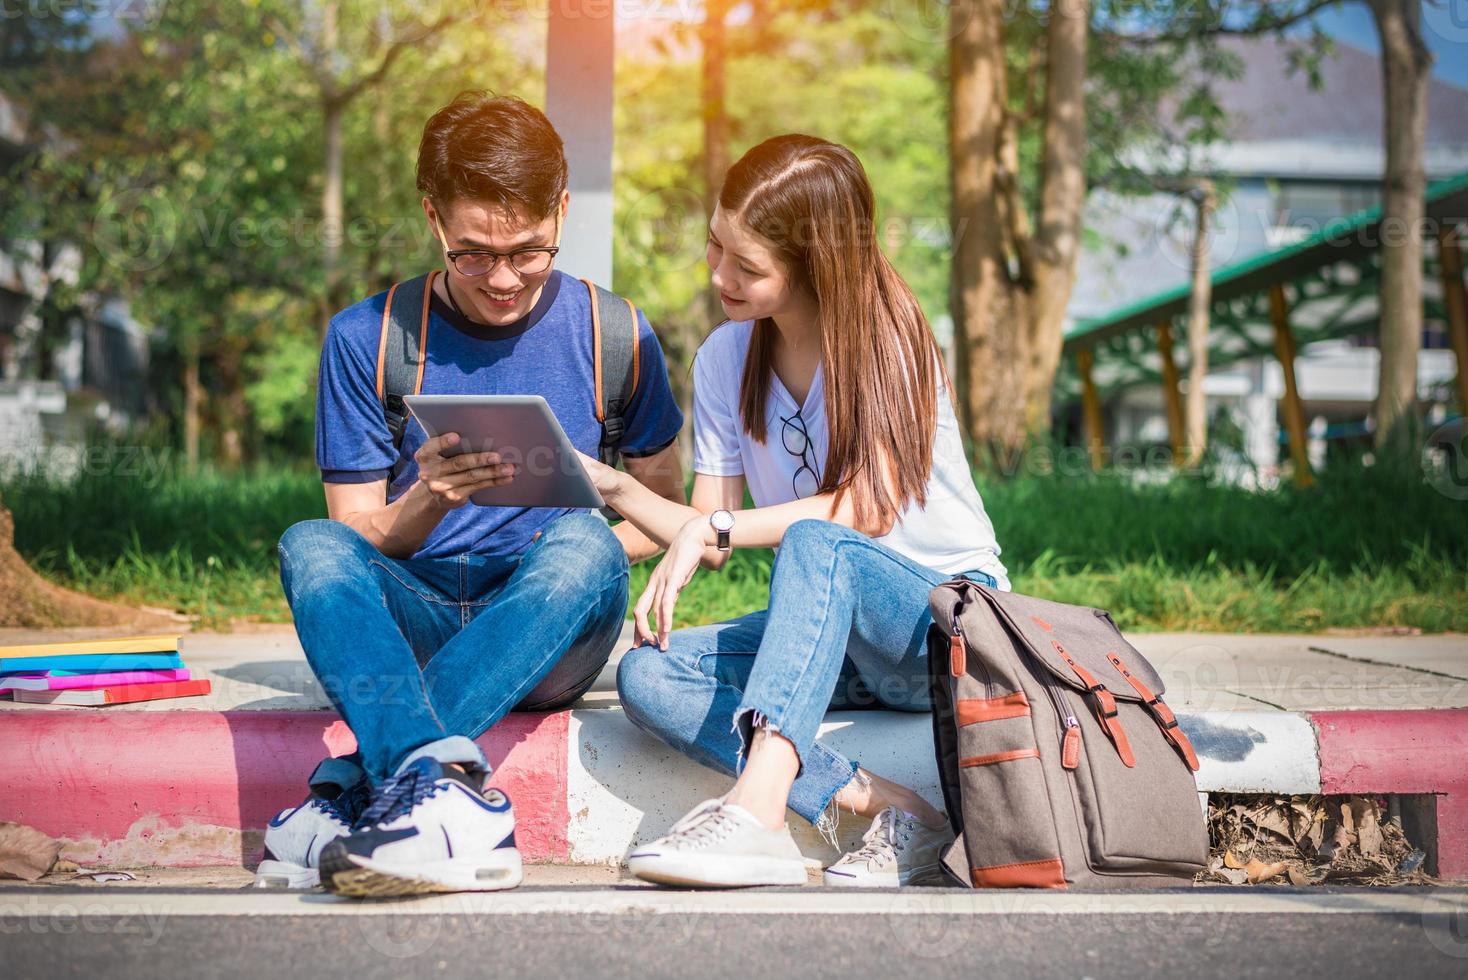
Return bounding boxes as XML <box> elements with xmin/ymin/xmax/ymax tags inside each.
<box><xmin>1051</xmin><ymin>638</ymin><xmax>1136</xmax><ymax>768</ymax></box>
<box><xmin>1106</xmin><ymin>651</ymin><xmax>1200</xmax><ymax>772</ymax></box>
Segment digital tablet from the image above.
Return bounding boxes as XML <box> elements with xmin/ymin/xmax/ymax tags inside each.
<box><xmin>404</xmin><ymin>395</ymin><xmax>605</xmax><ymax>509</ymax></box>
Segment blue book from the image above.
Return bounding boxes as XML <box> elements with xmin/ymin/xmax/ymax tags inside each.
<box><xmin>0</xmin><ymin>653</ymin><xmax>184</xmax><ymax>674</ymax></box>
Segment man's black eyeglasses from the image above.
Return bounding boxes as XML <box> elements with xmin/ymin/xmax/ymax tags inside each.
<box><xmin>781</xmin><ymin>411</ymin><xmax>821</xmax><ymax>499</ymax></box>
<box><xmin>433</xmin><ymin>212</ymin><xmax>560</xmax><ymax>278</ymax></box>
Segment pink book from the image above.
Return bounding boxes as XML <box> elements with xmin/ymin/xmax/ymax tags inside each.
<box><xmin>12</xmin><ymin>678</ymin><xmax>211</xmax><ymax>706</ymax></box>
<box><xmin>0</xmin><ymin>668</ymin><xmax>191</xmax><ymax>693</ymax></box>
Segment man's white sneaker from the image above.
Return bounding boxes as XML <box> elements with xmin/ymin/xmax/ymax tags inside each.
<box><xmin>627</xmin><ymin>799</ymin><xmax>807</xmax><ymax>888</ymax></box>
<box><xmin>253</xmin><ymin>786</ymin><xmax>365</xmax><ymax>889</ymax></box>
<box><xmin>319</xmin><ymin>757</ymin><xmax>522</xmax><ymax>898</ymax></box>
<box><xmin>822</xmin><ymin>807</ymin><xmax>953</xmax><ymax>888</ymax></box>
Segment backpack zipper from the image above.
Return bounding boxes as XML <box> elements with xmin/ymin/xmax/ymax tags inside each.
<box><xmin>1023</xmin><ymin>645</ymin><xmax>1081</xmax><ymax>770</ymax></box>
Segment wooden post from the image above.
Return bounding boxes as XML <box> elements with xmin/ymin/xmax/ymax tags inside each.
<box><xmin>1077</xmin><ymin>347</ymin><xmax>1105</xmax><ymax>472</ymax></box>
<box><xmin>1156</xmin><ymin>319</ymin><xmax>1185</xmax><ymax>464</ymax></box>
<box><xmin>1438</xmin><ymin>222</ymin><xmax>1468</xmax><ymax>415</ymax></box>
<box><xmin>1268</xmin><ymin>283</ymin><xmax>1315</xmax><ymax>488</ymax></box>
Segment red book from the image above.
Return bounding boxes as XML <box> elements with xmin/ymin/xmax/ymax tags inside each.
<box><xmin>11</xmin><ymin>678</ymin><xmax>212</xmax><ymax>706</ymax></box>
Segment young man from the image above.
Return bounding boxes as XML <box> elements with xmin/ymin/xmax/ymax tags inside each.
<box><xmin>259</xmin><ymin>93</ymin><xmax>685</xmax><ymax>897</ymax></box>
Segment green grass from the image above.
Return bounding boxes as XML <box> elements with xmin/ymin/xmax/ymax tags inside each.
<box><xmin>3</xmin><ymin>453</ymin><xmax>1464</xmax><ymax>632</ymax></box>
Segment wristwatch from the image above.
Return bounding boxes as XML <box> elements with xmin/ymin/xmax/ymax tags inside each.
<box><xmin>709</xmin><ymin>510</ymin><xmax>735</xmax><ymax>552</ymax></box>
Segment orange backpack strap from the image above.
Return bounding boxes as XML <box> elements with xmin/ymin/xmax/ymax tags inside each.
<box><xmin>376</xmin><ymin>271</ymin><xmax>436</xmax><ymax>484</ymax></box>
<box><xmin>1051</xmin><ymin>638</ymin><xmax>1136</xmax><ymax>768</ymax></box>
<box><xmin>1106</xmin><ymin>651</ymin><xmax>1200</xmax><ymax>772</ymax></box>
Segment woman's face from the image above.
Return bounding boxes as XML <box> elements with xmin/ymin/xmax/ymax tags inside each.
<box><xmin>706</xmin><ymin>205</ymin><xmax>803</xmax><ymax>322</ymax></box>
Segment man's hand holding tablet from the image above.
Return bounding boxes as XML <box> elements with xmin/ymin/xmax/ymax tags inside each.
<box><xmin>413</xmin><ymin>432</ymin><xmax>519</xmax><ymax>511</ymax></box>
<box><xmin>404</xmin><ymin>395</ymin><xmax>606</xmax><ymax>509</ymax></box>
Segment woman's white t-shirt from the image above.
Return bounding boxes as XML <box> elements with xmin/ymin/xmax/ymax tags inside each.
<box><xmin>691</xmin><ymin>320</ymin><xmax>1011</xmax><ymax>588</ymax></box>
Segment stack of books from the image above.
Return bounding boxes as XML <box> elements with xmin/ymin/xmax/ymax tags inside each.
<box><xmin>0</xmin><ymin>635</ymin><xmax>210</xmax><ymax>706</ymax></box>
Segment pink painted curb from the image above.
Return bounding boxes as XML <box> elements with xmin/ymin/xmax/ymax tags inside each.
<box><xmin>0</xmin><ymin>710</ymin><xmax>570</xmax><ymax>867</ymax></box>
<box><xmin>2</xmin><ymin>707</ymin><xmax>1465</xmax><ymax>879</ymax></box>
<box><xmin>1312</xmin><ymin>708</ymin><xmax>1468</xmax><ymax>880</ymax></box>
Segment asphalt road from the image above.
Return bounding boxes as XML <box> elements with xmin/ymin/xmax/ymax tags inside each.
<box><xmin>3</xmin><ymin>886</ymin><xmax>1466</xmax><ymax>979</ymax></box>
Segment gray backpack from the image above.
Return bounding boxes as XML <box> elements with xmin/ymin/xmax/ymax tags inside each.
<box><xmin>928</xmin><ymin>577</ymin><xmax>1208</xmax><ymax>888</ymax></box>
<box><xmin>375</xmin><ymin>271</ymin><xmax>641</xmax><ymax>486</ymax></box>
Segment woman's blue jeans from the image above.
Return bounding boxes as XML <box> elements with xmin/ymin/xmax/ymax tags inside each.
<box><xmin>278</xmin><ymin>510</ymin><xmax>629</xmax><ymax>789</ymax></box>
<box><xmin>616</xmin><ymin>519</ymin><xmax>999</xmax><ymax>828</ymax></box>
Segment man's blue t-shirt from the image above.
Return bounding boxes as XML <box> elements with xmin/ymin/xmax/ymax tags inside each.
<box><xmin>315</xmin><ymin>270</ymin><xmax>684</xmax><ymax>560</ymax></box>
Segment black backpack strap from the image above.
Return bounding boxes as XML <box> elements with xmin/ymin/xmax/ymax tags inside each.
<box><xmin>375</xmin><ymin>271</ymin><xmax>435</xmax><ymax>486</ymax></box>
<box><xmin>583</xmin><ymin>277</ymin><xmax>641</xmax><ymax>467</ymax></box>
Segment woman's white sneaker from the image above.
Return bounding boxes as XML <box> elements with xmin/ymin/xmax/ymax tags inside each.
<box><xmin>822</xmin><ymin>807</ymin><xmax>952</xmax><ymax>887</ymax></box>
<box><xmin>627</xmin><ymin>799</ymin><xmax>807</xmax><ymax>888</ymax></box>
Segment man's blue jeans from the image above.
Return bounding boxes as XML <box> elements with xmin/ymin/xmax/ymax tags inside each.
<box><xmin>616</xmin><ymin>519</ymin><xmax>999</xmax><ymax>828</ymax></box>
<box><xmin>278</xmin><ymin>511</ymin><xmax>629</xmax><ymax>790</ymax></box>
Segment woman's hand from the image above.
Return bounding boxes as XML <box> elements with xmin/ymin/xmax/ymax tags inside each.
<box><xmin>633</xmin><ymin>516</ymin><xmax>711</xmax><ymax>650</ymax></box>
<box><xmin>575</xmin><ymin>450</ymin><xmax>624</xmax><ymax>500</ymax></box>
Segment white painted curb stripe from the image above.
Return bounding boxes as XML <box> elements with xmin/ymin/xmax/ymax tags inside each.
<box><xmin>563</xmin><ymin>708</ymin><xmax>1322</xmax><ymax>865</ymax></box>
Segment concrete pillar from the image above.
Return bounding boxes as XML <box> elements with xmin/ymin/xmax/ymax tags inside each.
<box><xmin>545</xmin><ymin>1</ymin><xmax>615</xmax><ymax>287</ymax></box>
<box><xmin>1243</xmin><ymin>363</ymin><xmax>1279</xmax><ymax>486</ymax></box>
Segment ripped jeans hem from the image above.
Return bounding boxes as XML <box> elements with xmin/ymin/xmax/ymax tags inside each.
<box><xmin>732</xmin><ymin>704</ymin><xmax>865</xmax><ymax>850</ymax></box>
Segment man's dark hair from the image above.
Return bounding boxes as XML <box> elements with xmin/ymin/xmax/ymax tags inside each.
<box><xmin>416</xmin><ymin>92</ymin><xmax>567</xmax><ymax>220</ymax></box>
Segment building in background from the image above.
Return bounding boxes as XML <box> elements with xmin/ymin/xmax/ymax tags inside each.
<box><xmin>1066</xmin><ymin>37</ymin><xmax>1468</xmax><ymax>479</ymax></box>
<box><xmin>0</xmin><ymin>90</ymin><xmax>151</xmax><ymax>476</ymax></box>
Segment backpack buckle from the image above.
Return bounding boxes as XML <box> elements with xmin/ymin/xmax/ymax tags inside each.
<box><xmin>601</xmin><ymin>415</ymin><xmax>626</xmax><ymax>449</ymax></box>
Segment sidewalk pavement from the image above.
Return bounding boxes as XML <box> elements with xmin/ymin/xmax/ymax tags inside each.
<box><xmin>1</xmin><ymin>623</ymin><xmax>1465</xmax><ymax>877</ymax></box>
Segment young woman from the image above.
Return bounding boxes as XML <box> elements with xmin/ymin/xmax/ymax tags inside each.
<box><xmin>580</xmin><ymin>134</ymin><xmax>1010</xmax><ymax>888</ymax></box>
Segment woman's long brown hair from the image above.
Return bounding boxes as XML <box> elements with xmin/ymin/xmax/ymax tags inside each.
<box><xmin>721</xmin><ymin>134</ymin><xmax>950</xmax><ymax>534</ymax></box>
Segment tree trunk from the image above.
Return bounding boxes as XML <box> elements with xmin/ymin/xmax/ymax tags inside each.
<box><xmin>1368</xmin><ymin>0</ymin><xmax>1432</xmax><ymax>457</ymax></box>
<box><xmin>362</xmin><ymin>88</ymin><xmax>394</xmax><ymax>294</ymax></box>
<box><xmin>702</xmin><ymin>0</ymin><xmax>729</xmax><ymax>332</ymax></box>
<box><xmin>950</xmin><ymin>0</ymin><xmax>1028</xmax><ymax>466</ymax></box>
<box><xmin>215</xmin><ymin>334</ymin><xmax>248</xmax><ymax>468</ymax></box>
<box><xmin>322</xmin><ymin>95</ymin><xmax>345</xmax><ymax>334</ymax></box>
<box><xmin>0</xmin><ymin>498</ymin><xmax>172</xmax><ymax>629</ymax></box>
<box><xmin>1022</xmin><ymin>0</ymin><xmax>1090</xmax><ymax>440</ymax></box>
<box><xmin>1184</xmin><ymin>181</ymin><xmax>1215</xmax><ymax>467</ymax></box>
<box><xmin>952</xmin><ymin>0</ymin><xmax>1090</xmax><ymax>465</ymax></box>
<box><xmin>182</xmin><ymin>336</ymin><xmax>201</xmax><ymax>470</ymax></box>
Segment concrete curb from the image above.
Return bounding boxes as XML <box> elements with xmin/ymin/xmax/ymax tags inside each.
<box><xmin>1</xmin><ymin>706</ymin><xmax>1462</xmax><ymax>877</ymax></box>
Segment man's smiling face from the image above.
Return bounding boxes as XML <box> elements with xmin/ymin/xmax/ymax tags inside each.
<box><xmin>425</xmin><ymin>192</ymin><xmax>568</xmax><ymax>327</ymax></box>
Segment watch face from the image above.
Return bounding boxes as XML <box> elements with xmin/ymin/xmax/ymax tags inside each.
<box><xmin>711</xmin><ymin>510</ymin><xmax>735</xmax><ymax>532</ymax></box>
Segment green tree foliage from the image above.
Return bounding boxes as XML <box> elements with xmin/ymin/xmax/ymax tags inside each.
<box><xmin>2</xmin><ymin>1</ymin><xmax>1343</xmax><ymax>464</ymax></box>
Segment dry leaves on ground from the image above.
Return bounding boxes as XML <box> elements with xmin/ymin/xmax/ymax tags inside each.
<box><xmin>0</xmin><ymin>822</ymin><xmax>62</xmax><ymax>882</ymax></box>
<box><xmin>1197</xmin><ymin>793</ymin><xmax>1437</xmax><ymax>886</ymax></box>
